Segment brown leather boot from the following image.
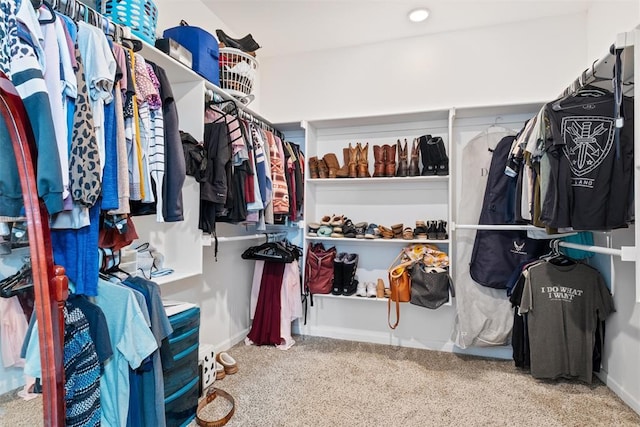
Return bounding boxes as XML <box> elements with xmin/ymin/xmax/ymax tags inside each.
<box><xmin>336</xmin><ymin>148</ymin><xmax>350</xmax><ymax>178</ymax></box>
<box><xmin>373</xmin><ymin>145</ymin><xmax>385</xmax><ymax>177</ymax></box>
<box><xmin>317</xmin><ymin>158</ymin><xmax>329</xmax><ymax>178</ymax></box>
<box><xmin>323</xmin><ymin>153</ymin><xmax>340</xmax><ymax>178</ymax></box>
<box><xmin>347</xmin><ymin>143</ymin><xmax>358</xmax><ymax>178</ymax></box>
<box><xmin>396</xmin><ymin>139</ymin><xmax>408</xmax><ymax>177</ymax></box>
<box><xmin>408</xmin><ymin>138</ymin><xmax>420</xmax><ymax>177</ymax></box>
<box><xmin>384</xmin><ymin>144</ymin><xmax>396</xmax><ymax>177</ymax></box>
<box><xmin>356</xmin><ymin>142</ymin><xmax>370</xmax><ymax>178</ymax></box>
<box><xmin>309</xmin><ymin>156</ymin><xmax>319</xmax><ymax>179</ymax></box>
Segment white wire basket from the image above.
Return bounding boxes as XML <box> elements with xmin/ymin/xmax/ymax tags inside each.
<box><xmin>218</xmin><ymin>47</ymin><xmax>259</xmax><ymax>102</ymax></box>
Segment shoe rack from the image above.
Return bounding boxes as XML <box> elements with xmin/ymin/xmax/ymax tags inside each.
<box><xmin>295</xmin><ymin>104</ymin><xmax>544</xmax><ymax>356</ymax></box>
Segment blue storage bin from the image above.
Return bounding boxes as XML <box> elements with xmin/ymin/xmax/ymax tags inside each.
<box><xmin>97</xmin><ymin>0</ymin><xmax>158</xmax><ymax>45</ymax></box>
<box><xmin>163</xmin><ymin>24</ymin><xmax>219</xmax><ymax>85</ymax></box>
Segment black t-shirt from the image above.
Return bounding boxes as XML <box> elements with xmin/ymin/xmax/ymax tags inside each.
<box><xmin>542</xmin><ymin>93</ymin><xmax>634</xmax><ymax>230</ymax></box>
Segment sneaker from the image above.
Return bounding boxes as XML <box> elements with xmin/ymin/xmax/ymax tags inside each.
<box><xmin>354</xmin><ymin>222</ymin><xmax>368</xmax><ymax>239</ymax></box>
<box><xmin>307</xmin><ymin>222</ymin><xmax>320</xmax><ymax>237</ymax></box>
<box><xmin>318</xmin><ymin>225</ymin><xmax>333</xmax><ymax>237</ymax></box>
<box><xmin>342</xmin><ymin>219</ymin><xmax>357</xmax><ymax>238</ymax></box>
<box><xmin>365</xmin><ymin>281</ymin><xmax>377</xmax><ymax>298</ymax></box>
<box><xmin>364</xmin><ymin>223</ymin><xmax>380</xmax><ymax>239</ymax></box>
<box><xmin>355</xmin><ymin>281</ymin><xmax>367</xmax><ymax>297</ymax></box>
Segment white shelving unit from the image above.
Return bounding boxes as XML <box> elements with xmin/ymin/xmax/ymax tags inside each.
<box><xmin>297</xmin><ymin>109</ymin><xmax>460</xmax><ymax>352</ymax></box>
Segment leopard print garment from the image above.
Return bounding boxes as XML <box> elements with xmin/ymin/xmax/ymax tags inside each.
<box><xmin>0</xmin><ymin>0</ymin><xmax>18</xmax><ymax>77</ymax></box>
<box><xmin>69</xmin><ymin>46</ymin><xmax>102</xmax><ymax>207</ymax></box>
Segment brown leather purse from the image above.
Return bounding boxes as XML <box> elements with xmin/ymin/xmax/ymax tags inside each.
<box><xmin>387</xmin><ymin>251</ymin><xmax>414</xmax><ymax>329</ymax></box>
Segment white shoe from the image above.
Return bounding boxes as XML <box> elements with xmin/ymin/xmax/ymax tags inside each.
<box><xmin>366</xmin><ymin>281</ymin><xmax>377</xmax><ymax>298</ymax></box>
<box><xmin>355</xmin><ymin>281</ymin><xmax>367</xmax><ymax>297</ymax></box>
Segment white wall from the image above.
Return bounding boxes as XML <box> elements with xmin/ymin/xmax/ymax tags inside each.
<box><xmin>586</xmin><ymin>1</ymin><xmax>640</xmax><ymax>60</ymax></box>
<box><xmin>259</xmin><ymin>13</ymin><xmax>588</xmax><ymax>123</ymax></box>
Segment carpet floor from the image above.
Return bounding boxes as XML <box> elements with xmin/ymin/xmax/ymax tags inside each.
<box><xmin>2</xmin><ymin>335</ymin><xmax>639</xmax><ymax>426</ymax></box>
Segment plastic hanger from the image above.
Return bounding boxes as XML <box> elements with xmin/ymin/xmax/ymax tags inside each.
<box><xmin>0</xmin><ymin>259</ymin><xmax>33</xmax><ymax>298</ymax></box>
<box><xmin>241</xmin><ymin>241</ymin><xmax>296</xmax><ymax>263</ymax></box>
<box><xmin>38</xmin><ymin>1</ymin><xmax>57</xmax><ymax>24</ymax></box>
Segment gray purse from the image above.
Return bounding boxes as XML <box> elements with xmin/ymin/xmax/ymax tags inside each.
<box><xmin>408</xmin><ymin>261</ymin><xmax>454</xmax><ymax>309</ymax></box>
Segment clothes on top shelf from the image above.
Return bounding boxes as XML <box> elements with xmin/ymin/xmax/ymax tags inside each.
<box><xmin>509</xmin><ymin>255</ymin><xmax>614</xmax><ymax>383</ymax></box>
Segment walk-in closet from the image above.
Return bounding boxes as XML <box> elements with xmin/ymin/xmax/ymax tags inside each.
<box><xmin>1</xmin><ymin>0</ymin><xmax>640</xmax><ymax>426</ymax></box>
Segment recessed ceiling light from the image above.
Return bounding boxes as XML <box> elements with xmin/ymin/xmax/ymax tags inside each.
<box><xmin>408</xmin><ymin>8</ymin><xmax>430</xmax><ymax>23</ymax></box>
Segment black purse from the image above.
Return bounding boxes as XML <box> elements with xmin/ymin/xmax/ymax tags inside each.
<box><xmin>408</xmin><ymin>261</ymin><xmax>454</xmax><ymax>309</ymax></box>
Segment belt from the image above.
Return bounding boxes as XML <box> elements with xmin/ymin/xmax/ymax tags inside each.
<box><xmin>196</xmin><ymin>387</ymin><xmax>236</xmax><ymax>427</ymax></box>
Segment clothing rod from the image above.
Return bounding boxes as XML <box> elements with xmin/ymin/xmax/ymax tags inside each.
<box><xmin>556</xmin><ymin>241</ymin><xmax>623</xmax><ymax>258</ymax></box>
<box><xmin>558</xmin><ymin>45</ymin><xmax>615</xmax><ymax>97</ymax></box>
<box><xmin>216</xmin><ymin>232</ymin><xmax>288</xmax><ymax>243</ymax></box>
<box><xmin>453</xmin><ymin>224</ymin><xmax>541</xmax><ymax>231</ymax></box>
<box><xmin>206</xmin><ymin>84</ymin><xmax>281</xmax><ymax>135</ymax></box>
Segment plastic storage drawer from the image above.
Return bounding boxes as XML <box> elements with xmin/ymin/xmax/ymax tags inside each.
<box><xmin>163</xmin><ymin>343</ymin><xmax>199</xmax><ymax>398</ymax></box>
<box><xmin>164</xmin><ymin>376</ymin><xmax>199</xmax><ymax>427</ymax></box>
<box><xmin>162</xmin><ymin>25</ymin><xmax>220</xmax><ymax>85</ymax></box>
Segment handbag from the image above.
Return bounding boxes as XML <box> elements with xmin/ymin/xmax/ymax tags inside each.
<box><xmin>304</xmin><ymin>243</ymin><xmax>337</xmax><ymax>299</ymax></box>
<box><xmin>409</xmin><ymin>262</ymin><xmax>454</xmax><ymax>309</ymax></box>
<box><xmin>387</xmin><ymin>250</ymin><xmax>414</xmax><ymax>330</ymax></box>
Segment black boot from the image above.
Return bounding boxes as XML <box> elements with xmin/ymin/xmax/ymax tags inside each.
<box><xmin>427</xmin><ymin>221</ymin><xmax>438</xmax><ymax>240</ymax></box>
<box><xmin>436</xmin><ymin>220</ymin><xmax>448</xmax><ymax>240</ymax></box>
<box><xmin>419</xmin><ymin>134</ymin><xmax>439</xmax><ymax>175</ymax></box>
<box><xmin>433</xmin><ymin>137</ymin><xmax>449</xmax><ymax>176</ymax></box>
<box><xmin>341</xmin><ymin>253</ymin><xmax>359</xmax><ymax>296</ymax></box>
<box><xmin>332</xmin><ymin>253</ymin><xmax>347</xmax><ymax>295</ymax></box>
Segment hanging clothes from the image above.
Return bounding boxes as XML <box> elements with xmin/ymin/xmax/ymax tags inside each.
<box><xmin>518</xmin><ymin>260</ymin><xmax>614</xmax><ymax>383</ymax></box>
<box><xmin>148</xmin><ymin>61</ymin><xmax>186</xmax><ymax>222</ymax></box>
<box><xmin>452</xmin><ymin>128</ymin><xmax>516</xmax><ymax>349</ymax></box>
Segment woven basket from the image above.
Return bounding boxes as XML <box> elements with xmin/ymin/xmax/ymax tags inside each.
<box><xmin>97</xmin><ymin>0</ymin><xmax>158</xmax><ymax>45</ymax></box>
<box><xmin>218</xmin><ymin>47</ymin><xmax>259</xmax><ymax>100</ymax></box>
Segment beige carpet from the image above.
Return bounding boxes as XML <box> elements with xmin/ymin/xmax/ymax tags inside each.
<box><xmin>2</xmin><ymin>335</ymin><xmax>639</xmax><ymax>426</ymax></box>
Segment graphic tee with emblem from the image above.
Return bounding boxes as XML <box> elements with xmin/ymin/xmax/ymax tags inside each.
<box><xmin>541</xmin><ymin>93</ymin><xmax>634</xmax><ymax>230</ymax></box>
<box><xmin>519</xmin><ymin>262</ymin><xmax>615</xmax><ymax>383</ymax></box>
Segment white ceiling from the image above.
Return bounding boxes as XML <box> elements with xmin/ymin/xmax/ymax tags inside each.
<box><xmin>201</xmin><ymin>0</ymin><xmax>608</xmax><ymax>58</ymax></box>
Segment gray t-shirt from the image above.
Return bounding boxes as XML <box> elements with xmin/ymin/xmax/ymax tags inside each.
<box><xmin>520</xmin><ymin>262</ymin><xmax>615</xmax><ymax>383</ymax></box>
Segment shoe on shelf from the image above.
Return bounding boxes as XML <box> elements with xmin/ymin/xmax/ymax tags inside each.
<box><xmin>402</xmin><ymin>227</ymin><xmax>414</xmax><ymax>240</ymax></box>
<box><xmin>330</xmin><ymin>230</ymin><xmax>344</xmax><ymax>238</ymax></box>
<box><xmin>376</xmin><ymin>279</ymin><xmax>385</xmax><ymax>298</ymax></box>
<box><xmin>317</xmin><ymin>158</ymin><xmax>329</xmax><ymax>178</ymax></box>
<box><xmin>427</xmin><ymin>220</ymin><xmax>438</xmax><ymax>240</ymax></box>
<box><xmin>216</xmin><ymin>352</ymin><xmax>238</xmax><ymax>375</ymax></box>
<box><xmin>378</xmin><ymin>225</ymin><xmax>394</xmax><ymax>239</ymax></box>
<box><xmin>332</xmin><ymin>252</ymin><xmax>347</xmax><ymax>295</ymax></box>
<box><xmin>330</xmin><ymin>214</ymin><xmax>345</xmax><ymax>227</ymax></box>
<box><xmin>414</xmin><ymin>221</ymin><xmax>428</xmax><ymax>240</ymax></box>
<box><xmin>366</xmin><ymin>281</ymin><xmax>377</xmax><ymax>298</ymax></box>
<box><xmin>342</xmin><ymin>219</ymin><xmax>357</xmax><ymax>238</ymax></box>
<box><xmin>323</xmin><ymin>153</ymin><xmax>341</xmax><ymax>179</ymax></box>
<box><xmin>317</xmin><ymin>225</ymin><xmax>333</xmax><ymax>237</ymax></box>
<box><xmin>341</xmin><ymin>253</ymin><xmax>359</xmax><ymax>296</ymax></box>
<box><xmin>307</xmin><ymin>222</ymin><xmax>320</xmax><ymax>237</ymax></box>
<box><xmin>320</xmin><ymin>215</ymin><xmax>332</xmax><ymax>225</ymax></box>
<box><xmin>355</xmin><ymin>281</ymin><xmax>367</xmax><ymax>297</ymax></box>
<box><xmin>309</xmin><ymin>156</ymin><xmax>320</xmax><ymax>179</ymax></box>
<box><xmin>364</xmin><ymin>223</ymin><xmax>379</xmax><ymax>239</ymax></box>
<box><xmin>391</xmin><ymin>223</ymin><xmax>403</xmax><ymax>238</ymax></box>
<box><xmin>436</xmin><ymin>220</ymin><xmax>448</xmax><ymax>240</ymax></box>
<box><xmin>408</xmin><ymin>138</ymin><xmax>420</xmax><ymax>177</ymax></box>
<box><xmin>216</xmin><ymin>29</ymin><xmax>261</xmax><ymax>53</ymax></box>
<box><xmin>354</xmin><ymin>222</ymin><xmax>368</xmax><ymax>239</ymax></box>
